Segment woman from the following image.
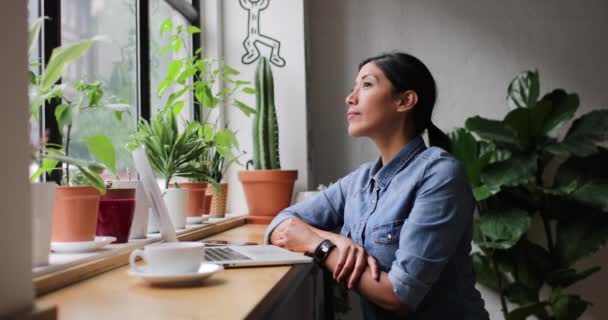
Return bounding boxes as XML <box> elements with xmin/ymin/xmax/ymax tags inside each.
<box><xmin>265</xmin><ymin>52</ymin><xmax>489</xmax><ymax>319</ymax></box>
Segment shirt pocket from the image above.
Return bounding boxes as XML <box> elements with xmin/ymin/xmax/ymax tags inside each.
<box><xmin>371</xmin><ymin>219</ymin><xmax>405</xmax><ymax>244</ymax></box>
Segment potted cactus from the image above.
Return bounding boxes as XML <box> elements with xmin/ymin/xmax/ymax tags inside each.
<box><xmin>238</xmin><ymin>57</ymin><xmax>298</xmax><ymax>224</ymax></box>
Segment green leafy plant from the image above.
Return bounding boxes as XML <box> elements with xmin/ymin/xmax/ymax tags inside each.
<box><xmin>129</xmin><ymin>109</ymin><xmax>209</xmax><ymax>189</ymax></box>
<box><xmin>28</xmin><ymin>17</ymin><xmax>117</xmax><ymax>192</ymax></box>
<box><xmin>249</xmin><ymin>56</ymin><xmax>280</xmax><ymax>170</ymax></box>
<box><xmin>449</xmin><ymin>70</ymin><xmax>608</xmax><ymax>320</ymax></box>
<box><xmin>155</xmin><ymin>18</ymin><xmax>254</xmax><ymax>188</ymax></box>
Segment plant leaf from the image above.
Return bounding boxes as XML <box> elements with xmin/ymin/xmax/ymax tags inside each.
<box><xmin>481</xmin><ymin>154</ymin><xmax>537</xmax><ymax>190</ymax></box>
<box><xmin>186</xmin><ymin>25</ymin><xmax>201</xmax><ymax>34</ymax></box>
<box><xmin>550</xmin><ymin>291</ymin><xmax>590</xmax><ymax>320</ymax></box>
<box><xmin>507</xmin><ymin>70</ymin><xmax>540</xmax><ymax>110</ymax></box>
<box><xmin>507</xmin><ymin>302</ymin><xmax>548</xmax><ymax>320</ymax></box>
<box><xmin>538</xmin><ymin>89</ymin><xmax>579</xmax><ymax>135</ymax></box>
<box><xmin>556</xmin><ymin>210</ymin><xmax>608</xmax><ymax>266</ymax></box>
<box><xmin>234</xmin><ymin>99</ymin><xmax>256</xmax><ymax>117</ymax></box>
<box><xmin>41</xmin><ymin>37</ymin><xmax>100</xmax><ymax>90</ymax></box>
<box><xmin>465</xmin><ymin>116</ymin><xmax>520</xmax><ymax>147</ymax></box>
<box><xmin>546</xmin><ymin>266</ymin><xmax>601</xmax><ymax>288</ymax></box>
<box><xmin>478</xmin><ymin>208</ymin><xmax>531</xmax><ymax>249</ymax></box>
<box><xmin>547</xmin><ymin>110</ymin><xmax>608</xmax><ymax>157</ymax></box>
<box><xmin>84</xmin><ymin>135</ymin><xmax>116</xmax><ymax>175</ymax></box>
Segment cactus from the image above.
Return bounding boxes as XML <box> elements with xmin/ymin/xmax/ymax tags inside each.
<box><xmin>252</xmin><ymin>57</ymin><xmax>281</xmax><ymax>170</ymax></box>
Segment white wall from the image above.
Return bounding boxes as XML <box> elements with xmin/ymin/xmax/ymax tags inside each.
<box><xmin>203</xmin><ymin>0</ymin><xmax>309</xmax><ymax>214</ymax></box>
<box><xmin>0</xmin><ymin>1</ymin><xmax>34</xmax><ymax>317</ymax></box>
<box><xmin>305</xmin><ymin>0</ymin><xmax>608</xmax><ymax>319</ymax></box>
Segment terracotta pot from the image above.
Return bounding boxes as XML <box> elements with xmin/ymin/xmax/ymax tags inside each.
<box><xmin>51</xmin><ymin>186</ymin><xmax>101</xmax><ymax>242</ymax></box>
<box><xmin>207</xmin><ymin>183</ymin><xmax>228</xmax><ymax>218</ymax></box>
<box><xmin>202</xmin><ymin>194</ymin><xmax>212</xmax><ymax>215</ymax></box>
<box><xmin>177</xmin><ymin>182</ymin><xmax>208</xmax><ymax>217</ymax></box>
<box><xmin>238</xmin><ymin>170</ymin><xmax>298</xmax><ymax>224</ymax></box>
<box><xmin>96</xmin><ymin>188</ymin><xmax>136</xmax><ymax>243</ymax></box>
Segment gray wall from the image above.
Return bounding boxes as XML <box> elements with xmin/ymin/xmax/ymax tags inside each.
<box><xmin>305</xmin><ymin>0</ymin><xmax>608</xmax><ymax>319</ymax></box>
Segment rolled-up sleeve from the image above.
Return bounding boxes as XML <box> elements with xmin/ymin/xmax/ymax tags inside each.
<box><xmin>387</xmin><ymin>157</ymin><xmax>474</xmax><ymax>311</ymax></box>
<box><xmin>264</xmin><ymin>173</ymin><xmax>353</xmax><ymax>244</ymax></box>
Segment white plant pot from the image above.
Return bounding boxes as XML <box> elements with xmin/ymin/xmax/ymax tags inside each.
<box><xmin>162</xmin><ymin>188</ymin><xmax>188</xmax><ymax>230</ymax></box>
<box><xmin>147</xmin><ymin>207</ymin><xmax>160</xmax><ymax>233</ymax></box>
<box><xmin>31</xmin><ymin>182</ymin><xmax>56</xmax><ymax>267</ymax></box>
<box><xmin>114</xmin><ymin>180</ymin><xmax>150</xmax><ymax>239</ymax></box>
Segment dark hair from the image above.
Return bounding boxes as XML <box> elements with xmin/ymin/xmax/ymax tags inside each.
<box><xmin>359</xmin><ymin>52</ymin><xmax>450</xmax><ymax>151</ymax></box>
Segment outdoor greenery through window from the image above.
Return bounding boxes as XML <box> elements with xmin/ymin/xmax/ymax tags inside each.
<box><xmin>27</xmin><ymin>0</ymin><xmax>195</xmax><ymax>181</ymax></box>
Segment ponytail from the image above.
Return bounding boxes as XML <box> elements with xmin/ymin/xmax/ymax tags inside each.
<box><xmin>428</xmin><ymin>122</ymin><xmax>451</xmax><ymax>152</ymax></box>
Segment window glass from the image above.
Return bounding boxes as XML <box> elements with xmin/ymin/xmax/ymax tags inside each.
<box><xmin>61</xmin><ymin>0</ymin><xmax>138</xmax><ymax>180</ymax></box>
<box><xmin>150</xmin><ymin>0</ymin><xmax>193</xmax><ymax>121</ymax></box>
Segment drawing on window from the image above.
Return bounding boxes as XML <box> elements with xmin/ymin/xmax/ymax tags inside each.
<box><xmin>239</xmin><ymin>0</ymin><xmax>286</xmax><ymax>67</ymax></box>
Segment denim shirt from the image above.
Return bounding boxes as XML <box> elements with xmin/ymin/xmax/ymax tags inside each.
<box><xmin>265</xmin><ymin>136</ymin><xmax>489</xmax><ymax>319</ymax></box>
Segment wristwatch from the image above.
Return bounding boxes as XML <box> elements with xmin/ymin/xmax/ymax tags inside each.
<box><xmin>313</xmin><ymin>239</ymin><xmax>336</xmax><ymax>265</ymax></box>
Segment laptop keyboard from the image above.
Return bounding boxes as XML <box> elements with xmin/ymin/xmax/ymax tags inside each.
<box><xmin>204</xmin><ymin>247</ymin><xmax>252</xmax><ymax>262</ymax></box>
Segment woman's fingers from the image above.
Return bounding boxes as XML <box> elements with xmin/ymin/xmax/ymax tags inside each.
<box><xmin>368</xmin><ymin>255</ymin><xmax>380</xmax><ymax>281</ymax></box>
<box><xmin>347</xmin><ymin>249</ymin><xmax>367</xmax><ymax>288</ymax></box>
<box><xmin>337</xmin><ymin>247</ymin><xmax>357</xmax><ymax>282</ymax></box>
<box><xmin>333</xmin><ymin>246</ymin><xmax>350</xmax><ymax>280</ymax></box>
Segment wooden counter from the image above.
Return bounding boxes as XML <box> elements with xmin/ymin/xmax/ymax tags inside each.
<box><xmin>36</xmin><ymin>224</ymin><xmax>322</xmax><ymax>320</ymax></box>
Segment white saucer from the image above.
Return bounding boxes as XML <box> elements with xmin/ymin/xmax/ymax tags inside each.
<box><xmin>51</xmin><ymin>236</ymin><xmax>116</xmax><ymax>253</ymax></box>
<box><xmin>186</xmin><ymin>216</ymin><xmax>210</xmax><ymax>224</ymax></box>
<box><xmin>128</xmin><ymin>263</ymin><xmax>223</xmax><ymax>286</ymax></box>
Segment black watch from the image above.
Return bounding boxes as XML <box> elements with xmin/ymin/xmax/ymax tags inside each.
<box><xmin>313</xmin><ymin>239</ymin><xmax>336</xmax><ymax>265</ymax></box>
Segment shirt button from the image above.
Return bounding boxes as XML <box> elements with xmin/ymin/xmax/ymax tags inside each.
<box><xmin>387</xmin><ymin>233</ymin><xmax>392</xmax><ymax>239</ymax></box>
<box><xmin>371</xmin><ymin>199</ymin><xmax>376</xmax><ymax>205</ymax></box>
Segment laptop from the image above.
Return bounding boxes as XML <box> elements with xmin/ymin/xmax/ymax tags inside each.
<box><xmin>203</xmin><ymin>245</ymin><xmax>312</xmax><ymax>267</ymax></box>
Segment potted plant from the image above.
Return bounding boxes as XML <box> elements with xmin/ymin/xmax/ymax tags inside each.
<box><xmin>238</xmin><ymin>57</ymin><xmax>298</xmax><ymax>224</ymax></box>
<box><xmin>155</xmin><ymin>18</ymin><xmax>254</xmax><ymax>219</ymax></box>
<box><xmin>130</xmin><ymin>108</ymin><xmax>208</xmax><ymax>230</ymax></box>
<box><xmin>449</xmin><ymin>70</ymin><xmax>608</xmax><ymax>319</ymax></box>
<box><xmin>28</xmin><ymin>20</ymin><xmax>118</xmax><ymax>246</ymax></box>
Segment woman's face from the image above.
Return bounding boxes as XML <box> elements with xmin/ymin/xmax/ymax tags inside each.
<box><xmin>345</xmin><ymin>62</ymin><xmax>404</xmax><ymax>138</ymax></box>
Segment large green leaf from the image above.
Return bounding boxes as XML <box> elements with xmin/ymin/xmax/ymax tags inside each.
<box><xmin>465</xmin><ymin>116</ymin><xmax>520</xmax><ymax>147</ymax></box>
<box><xmin>504</xmin><ymin>108</ymin><xmax>532</xmax><ymax>149</ymax></box>
<box><xmin>40</xmin><ymin>37</ymin><xmax>100</xmax><ymax>90</ymax></box>
<box><xmin>538</xmin><ymin>90</ymin><xmax>579</xmax><ymax>135</ymax></box>
<box><xmin>84</xmin><ymin>135</ymin><xmax>116</xmax><ymax>175</ymax></box>
<box><xmin>478</xmin><ymin>208</ymin><xmax>531</xmax><ymax>249</ymax></box>
<box><xmin>546</xmin><ymin>110</ymin><xmax>608</xmax><ymax>157</ymax></box>
<box><xmin>553</xmin><ymin>148</ymin><xmax>608</xmax><ymax>210</ymax></box>
<box><xmin>471</xmin><ymin>252</ymin><xmax>508</xmax><ymax>291</ymax></box>
<box><xmin>507</xmin><ymin>302</ymin><xmax>548</xmax><ymax>320</ymax></box>
<box><xmin>556</xmin><ymin>211</ymin><xmax>608</xmax><ymax>266</ymax></box>
<box><xmin>29</xmin><ymin>17</ymin><xmax>45</xmax><ymax>55</ymax></box>
<box><xmin>449</xmin><ymin>128</ymin><xmax>483</xmax><ymax>185</ymax></box>
<box><xmin>507</xmin><ymin>70</ymin><xmax>540</xmax><ymax>110</ymax></box>
<box><xmin>481</xmin><ymin>154</ymin><xmax>537</xmax><ymax>190</ymax></box>
<box><xmin>550</xmin><ymin>289</ymin><xmax>590</xmax><ymax>320</ymax></box>
<box><xmin>546</xmin><ymin>266</ymin><xmax>601</xmax><ymax>288</ymax></box>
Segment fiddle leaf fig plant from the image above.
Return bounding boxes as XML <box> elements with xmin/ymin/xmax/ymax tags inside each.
<box><xmin>449</xmin><ymin>70</ymin><xmax>608</xmax><ymax>320</ymax></box>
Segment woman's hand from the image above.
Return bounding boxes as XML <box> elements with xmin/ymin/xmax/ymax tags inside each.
<box><xmin>272</xmin><ymin>218</ymin><xmax>324</xmax><ymax>254</ymax></box>
<box><xmin>332</xmin><ymin>235</ymin><xmax>380</xmax><ymax>288</ymax></box>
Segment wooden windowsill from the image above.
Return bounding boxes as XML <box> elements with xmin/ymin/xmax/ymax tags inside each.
<box><xmin>33</xmin><ymin>214</ymin><xmax>248</xmax><ymax>296</ymax></box>
<box><xmin>36</xmin><ymin>223</ymin><xmax>318</xmax><ymax>320</ymax></box>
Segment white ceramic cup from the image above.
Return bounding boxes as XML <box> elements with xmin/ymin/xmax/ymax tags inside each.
<box><xmin>129</xmin><ymin>242</ymin><xmax>204</xmax><ymax>274</ymax></box>
<box><xmin>31</xmin><ymin>182</ymin><xmax>57</xmax><ymax>267</ymax></box>
<box><xmin>162</xmin><ymin>188</ymin><xmax>188</xmax><ymax>230</ymax></box>
<box><xmin>113</xmin><ymin>180</ymin><xmax>150</xmax><ymax>239</ymax></box>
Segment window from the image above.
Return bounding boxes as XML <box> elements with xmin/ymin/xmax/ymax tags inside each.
<box><xmin>61</xmin><ymin>0</ymin><xmax>138</xmax><ymax>179</ymax></box>
<box><xmin>29</xmin><ymin>0</ymin><xmax>199</xmax><ymax>181</ymax></box>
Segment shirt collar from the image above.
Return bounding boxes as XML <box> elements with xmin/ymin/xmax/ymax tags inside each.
<box><xmin>365</xmin><ymin>135</ymin><xmax>426</xmax><ymax>191</ymax></box>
